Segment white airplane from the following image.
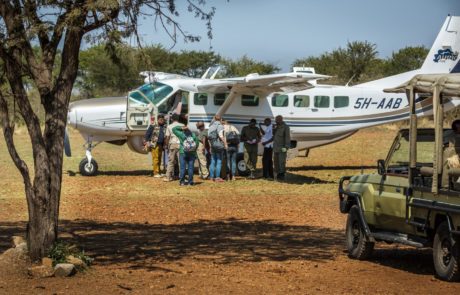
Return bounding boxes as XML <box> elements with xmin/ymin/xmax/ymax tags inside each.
<box><xmin>67</xmin><ymin>15</ymin><xmax>460</xmax><ymax>176</ymax></box>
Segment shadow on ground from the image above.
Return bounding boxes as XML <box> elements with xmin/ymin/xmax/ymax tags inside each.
<box><xmin>289</xmin><ymin>165</ymin><xmax>376</xmax><ymax>172</ymax></box>
<box><xmin>1</xmin><ymin>219</ymin><xmax>341</xmax><ymax>269</ymax></box>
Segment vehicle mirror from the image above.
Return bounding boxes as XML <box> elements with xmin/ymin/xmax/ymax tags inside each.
<box><xmin>377</xmin><ymin>159</ymin><xmax>386</xmax><ymax>175</ymax></box>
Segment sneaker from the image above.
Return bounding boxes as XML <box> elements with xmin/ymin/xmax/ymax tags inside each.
<box><xmin>214</xmin><ymin>178</ymin><xmax>225</xmax><ymax>183</ymax></box>
<box><xmin>163</xmin><ymin>178</ymin><xmax>173</xmax><ymax>182</ymax></box>
<box><xmin>180</xmin><ymin>182</ymin><xmax>186</xmax><ymax>186</ymax></box>
<box><xmin>249</xmin><ymin>172</ymin><xmax>255</xmax><ymax>179</ymax></box>
<box><xmin>188</xmin><ymin>182</ymin><xmax>195</xmax><ymax>186</ymax></box>
<box><xmin>153</xmin><ymin>174</ymin><xmax>162</xmax><ymax>178</ymax></box>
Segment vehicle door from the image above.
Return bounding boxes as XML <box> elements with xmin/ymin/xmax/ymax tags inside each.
<box><xmin>374</xmin><ymin>131</ymin><xmax>410</xmax><ymax>231</ymax></box>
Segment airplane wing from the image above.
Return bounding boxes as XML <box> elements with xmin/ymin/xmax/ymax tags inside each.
<box><xmin>196</xmin><ymin>72</ymin><xmax>330</xmax><ymax>95</ymax></box>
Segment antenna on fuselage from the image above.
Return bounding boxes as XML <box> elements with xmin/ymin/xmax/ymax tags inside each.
<box><xmin>345</xmin><ymin>74</ymin><xmax>356</xmax><ymax>87</ymax></box>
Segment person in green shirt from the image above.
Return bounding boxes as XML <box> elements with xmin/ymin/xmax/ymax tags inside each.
<box><xmin>173</xmin><ymin>125</ymin><xmax>200</xmax><ymax>186</ymax></box>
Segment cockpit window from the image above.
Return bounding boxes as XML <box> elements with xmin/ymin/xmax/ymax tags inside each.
<box><xmin>130</xmin><ymin>82</ymin><xmax>174</xmax><ymax>106</ymax></box>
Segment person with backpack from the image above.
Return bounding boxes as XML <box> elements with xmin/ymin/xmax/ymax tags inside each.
<box><xmin>241</xmin><ymin>118</ymin><xmax>261</xmax><ymax>179</ymax></box>
<box><xmin>172</xmin><ymin>125</ymin><xmax>199</xmax><ymax>186</ymax></box>
<box><xmin>207</xmin><ymin>115</ymin><xmax>226</xmax><ymax>182</ymax></box>
<box><xmin>223</xmin><ymin>120</ymin><xmax>240</xmax><ymax>181</ymax></box>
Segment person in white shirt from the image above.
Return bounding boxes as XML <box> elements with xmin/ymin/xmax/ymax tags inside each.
<box><xmin>260</xmin><ymin>118</ymin><xmax>274</xmax><ymax>179</ymax></box>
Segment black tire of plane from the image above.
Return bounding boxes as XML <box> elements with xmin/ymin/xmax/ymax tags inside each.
<box><xmin>236</xmin><ymin>153</ymin><xmax>249</xmax><ymax>176</ymax></box>
<box><xmin>79</xmin><ymin>158</ymin><xmax>99</xmax><ymax>176</ymax></box>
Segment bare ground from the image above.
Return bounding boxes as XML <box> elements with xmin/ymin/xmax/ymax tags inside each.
<box><xmin>1</xmin><ymin>127</ymin><xmax>460</xmax><ymax>294</ymax></box>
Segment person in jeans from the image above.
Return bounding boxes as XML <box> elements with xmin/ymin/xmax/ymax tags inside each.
<box><xmin>207</xmin><ymin>115</ymin><xmax>225</xmax><ymax>182</ymax></box>
<box><xmin>223</xmin><ymin>120</ymin><xmax>240</xmax><ymax>181</ymax></box>
<box><xmin>259</xmin><ymin>118</ymin><xmax>274</xmax><ymax>179</ymax></box>
<box><xmin>172</xmin><ymin>125</ymin><xmax>199</xmax><ymax>186</ymax></box>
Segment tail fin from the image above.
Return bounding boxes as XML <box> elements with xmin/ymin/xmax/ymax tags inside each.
<box><xmin>420</xmin><ymin>15</ymin><xmax>460</xmax><ymax>73</ymax></box>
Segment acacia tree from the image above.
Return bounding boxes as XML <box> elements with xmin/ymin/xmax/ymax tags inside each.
<box><xmin>0</xmin><ymin>0</ymin><xmax>214</xmax><ymax>261</ymax></box>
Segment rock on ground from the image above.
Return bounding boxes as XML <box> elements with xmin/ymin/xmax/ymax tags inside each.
<box><xmin>54</xmin><ymin>263</ymin><xmax>76</xmax><ymax>277</ymax></box>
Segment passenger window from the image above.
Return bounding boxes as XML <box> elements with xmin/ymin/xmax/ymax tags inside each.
<box><xmin>294</xmin><ymin>95</ymin><xmax>310</xmax><ymax>107</ymax></box>
<box><xmin>314</xmin><ymin>96</ymin><xmax>330</xmax><ymax>108</ymax></box>
<box><xmin>271</xmin><ymin>94</ymin><xmax>289</xmax><ymax>107</ymax></box>
<box><xmin>241</xmin><ymin>95</ymin><xmax>259</xmax><ymax>106</ymax></box>
<box><xmin>334</xmin><ymin>96</ymin><xmax>349</xmax><ymax>108</ymax></box>
<box><xmin>194</xmin><ymin>93</ymin><xmax>208</xmax><ymax>105</ymax></box>
<box><xmin>214</xmin><ymin>93</ymin><xmax>228</xmax><ymax>106</ymax></box>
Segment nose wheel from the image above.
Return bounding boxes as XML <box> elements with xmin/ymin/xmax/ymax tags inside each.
<box><xmin>79</xmin><ymin>158</ymin><xmax>98</xmax><ymax>176</ymax></box>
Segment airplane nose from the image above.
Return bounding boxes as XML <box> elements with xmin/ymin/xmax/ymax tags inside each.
<box><xmin>68</xmin><ymin>105</ymin><xmax>77</xmax><ymax>128</ymax></box>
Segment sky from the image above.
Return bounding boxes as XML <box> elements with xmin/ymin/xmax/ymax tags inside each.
<box><xmin>136</xmin><ymin>0</ymin><xmax>460</xmax><ymax>71</ymax></box>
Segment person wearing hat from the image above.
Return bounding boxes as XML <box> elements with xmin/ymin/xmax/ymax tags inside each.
<box><xmin>240</xmin><ymin>118</ymin><xmax>261</xmax><ymax>179</ymax></box>
<box><xmin>442</xmin><ymin>119</ymin><xmax>460</xmax><ymax>187</ymax></box>
<box><xmin>196</xmin><ymin>121</ymin><xmax>210</xmax><ymax>179</ymax></box>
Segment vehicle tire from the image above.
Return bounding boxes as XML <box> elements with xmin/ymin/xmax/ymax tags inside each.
<box><xmin>236</xmin><ymin>153</ymin><xmax>249</xmax><ymax>176</ymax></box>
<box><xmin>433</xmin><ymin>221</ymin><xmax>460</xmax><ymax>281</ymax></box>
<box><xmin>345</xmin><ymin>205</ymin><xmax>374</xmax><ymax>260</ymax></box>
<box><xmin>79</xmin><ymin>158</ymin><xmax>98</xmax><ymax>176</ymax></box>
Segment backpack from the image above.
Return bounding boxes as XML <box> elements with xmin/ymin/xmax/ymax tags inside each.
<box><xmin>208</xmin><ymin>128</ymin><xmax>225</xmax><ymax>151</ymax></box>
<box><xmin>183</xmin><ymin>134</ymin><xmax>197</xmax><ymax>152</ymax></box>
<box><xmin>226</xmin><ymin>131</ymin><xmax>240</xmax><ymax>145</ymax></box>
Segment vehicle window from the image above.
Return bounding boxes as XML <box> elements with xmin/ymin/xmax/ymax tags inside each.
<box><xmin>388</xmin><ymin>134</ymin><xmax>435</xmax><ymax>169</ymax></box>
<box><xmin>294</xmin><ymin>95</ymin><xmax>310</xmax><ymax>107</ymax></box>
<box><xmin>271</xmin><ymin>94</ymin><xmax>289</xmax><ymax>107</ymax></box>
<box><xmin>314</xmin><ymin>96</ymin><xmax>330</xmax><ymax>108</ymax></box>
<box><xmin>214</xmin><ymin>93</ymin><xmax>228</xmax><ymax>106</ymax></box>
<box><xmin>128</xmin><ymin>91</ymin><xmax>149</xmax><ymax>106</ymax></box>
<box><xmin>137</xmin><ymin>82</ymin><xmax>173</xmax><ymax>105</ymax></box>
<box><xmin>241</xmin><ymin>95</ymin><xmax>259</xmax><ymax>106</ymax></box>
<box><xmin>334</xmin><ymin>96</ymin><xmax>349</xmax><ymax>108</ymax></box>
<box><xmin>194</xmin><ymin>93</ymin><xmax>208</xmax><ymax>105</ymax></box>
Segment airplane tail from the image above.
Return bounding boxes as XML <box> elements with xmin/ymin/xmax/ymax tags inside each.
<box><xmin>420</xmin><ymin>15</ymin><xmax>460</xmax><ymax>74</ymax></box>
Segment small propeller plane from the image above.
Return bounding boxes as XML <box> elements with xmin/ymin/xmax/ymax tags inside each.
<box><xmin>67</xmin><ymin>15</ymin><xmax>460</xmax><ymax>176</ymax></box>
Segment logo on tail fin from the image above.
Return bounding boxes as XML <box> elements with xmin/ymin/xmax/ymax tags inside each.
<box><xmin>433</xmin><ymin>48</ymin><xmax>459</xmax><ymax>63</ymax></box>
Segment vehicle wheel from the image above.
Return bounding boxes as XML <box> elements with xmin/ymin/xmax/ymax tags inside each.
<box><xmin>433</xmin><ymin>221</ymin><xmax>460</xmax><ymax>281</ymax></box>
<box><xmin>346</xmin><ymin>205</ymin><xmax>374</xmax><ymax>260</ymax></box>
<box><xmin>79</xmin><ymin>158</ymin><xmax>98</xmax><ymax>176</ymax></box>
<box><xmin>236</xmin><ymin>153</ymin><xmax>249</xmax><ymax>176</ymax></box>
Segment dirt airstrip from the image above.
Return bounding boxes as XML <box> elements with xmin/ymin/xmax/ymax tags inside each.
<box><xmin>1</xmin><ymin>127</ymin><xmax>460</xmax><ymax>294</ymax></box>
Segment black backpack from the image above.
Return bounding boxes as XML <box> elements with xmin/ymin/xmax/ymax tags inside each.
<box><xmin>226</xmin><ymin>131</ymin><xmax>240</xmax><ymax>145</ymax></box>
<box><xmin>208</xmin><ymin>128</ymin><xmax>225</xmax><ymax>151</ymax></box>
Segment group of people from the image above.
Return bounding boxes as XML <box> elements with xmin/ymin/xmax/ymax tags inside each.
<box><xmin>143</xmin><ymin>113</ymin><xmax>291</xmax><ymax>186</ymax></box>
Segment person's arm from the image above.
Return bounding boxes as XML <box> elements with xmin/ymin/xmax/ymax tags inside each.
<box><xmin>218</xmin><ymin>128</ymin><xmax>227</xmax><ymax>148</ymax></box>
<box><xmin>256</xmin><ymin>127</ymin><xmax>262</xmax><ymax>143</ymax></box>
<box><xmin>172</xmin><ymin>126</ymin><xmax>185</xmax><ymax>141</ymax></box>
<box><xmin>259</xmin><ymin>124</ymin><xmax>266</xmax><ymax>135</ymax></box>
<box><xmin>240</xmin><ymin>127</ymin><xmax>247</xmax><ymax>142</ymax></box>
<box><xmin>144</xmin><ymin>125</ymin><xmax>153</xmax><ymax>143</ymax></box>
<box><xmin>284</xmin><ymin>125</ymin><xmax>291</xmax><ymax>149</ymax></box>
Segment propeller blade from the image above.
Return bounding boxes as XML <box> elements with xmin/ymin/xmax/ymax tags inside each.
<box><xmin>64</xmin><ymin>128</ymin><xmax>72</xmax><ymax>157</ymax></box>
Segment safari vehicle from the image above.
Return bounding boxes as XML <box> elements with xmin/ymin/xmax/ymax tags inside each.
<box><xmin>338</xmin><ymin>74</ymin><xmax>460</xmax><ymax>281</ymax></box>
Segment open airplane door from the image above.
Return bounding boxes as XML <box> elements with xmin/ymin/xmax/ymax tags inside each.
<box><xmin>126</xmin><ymin>87</ymin><xmax>156</xmax><ymax>131</ymax></box>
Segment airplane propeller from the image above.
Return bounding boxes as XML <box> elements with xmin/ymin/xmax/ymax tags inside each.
<box><xmin>64</xmin><ymin>127</ymin><xmax>72</xmax><ymax>157</ymax></box>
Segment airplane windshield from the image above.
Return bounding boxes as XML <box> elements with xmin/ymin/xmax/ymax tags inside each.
<box><xmin>128</xmin><ymin>82</ymin><xmax>174</xmax><ymax>106</ymax></box>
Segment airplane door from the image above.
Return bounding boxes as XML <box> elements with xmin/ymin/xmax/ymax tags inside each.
<box><xmin>126</xmin><ymin>89</ymin><xmax>156</xmax><ymax>131</ymax></box>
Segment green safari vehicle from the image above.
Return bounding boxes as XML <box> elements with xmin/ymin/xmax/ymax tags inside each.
<box><xmin>338</xmin><ymin>74</ymin><xmax>460</xmax><ymax>281</ymax></box>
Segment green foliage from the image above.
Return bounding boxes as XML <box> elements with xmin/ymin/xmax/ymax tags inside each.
<box><xmin>293</xmin><ymin>42</ymin><xmax>428</xmax><ymax>85</ymax></box>
<box><xmin>384</xmin><ymin>46</ymin><xmax>429</xmax><ymax>76</ymax></box>
<box><xmin>48</xmin><ymin>241</ymin><xmax>93</xmax><ymax>270</ymax></box>
<box><xmin>221</xmin><ymin>55</ymin><xmax>280</xmax><ymax>77</ymax></box>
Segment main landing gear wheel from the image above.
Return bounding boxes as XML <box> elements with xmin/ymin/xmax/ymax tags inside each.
<box><xmin>236</xmin><ymin>153</ymin><xmax>249</xmax><ymax>176</ymax></box>
<box><xmin>79</xmin><ymin>158</ymin><xmax>98</xmax><ymax>176</ymax></box>
<box><xmin>433</xmin><ymin>221</ymin><xmax>460</xmax><ymax>281</ymax></box>
<box><xmin>345</xmin><ymin>205</ymin><xmax>374</xmax><ymax>260</ymax></box>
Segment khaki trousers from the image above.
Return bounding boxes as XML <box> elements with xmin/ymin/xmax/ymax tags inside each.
<box><xmin>244</xmin><ymin>144</ymin><xmax>258</xmax><ymax>172</ymax></box>
<box><xmin>151</xmin><ymin>145</ymin><xmax>163</xmax><ymax>175</ymax></box>
<box><xmin>274</xmin><ymin>151</ymin><xmax>287</xmax><ymax>175</ymax></box>
<box><xmin>166</xmin><ymin>148</ymin><xmax>179</xmax><ymax>179</ymax></box>
<box><xmin>196</xmin><ymin>143</ymin><xmax>209</xmax><ymax>178</ymax></box>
